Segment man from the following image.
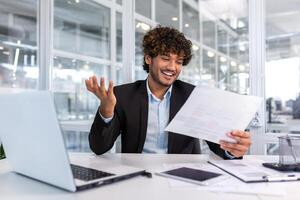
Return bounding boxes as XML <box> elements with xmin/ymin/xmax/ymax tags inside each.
<box><xmin>86</xmin><ymin>26</ymin><xmax>251</xmax><ymax>159</ymax></box>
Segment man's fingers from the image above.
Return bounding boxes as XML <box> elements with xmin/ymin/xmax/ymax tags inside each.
<box><xmin>85</xmin><ymin>77</ymin><xmax>95</xmax><ymax>92</ymax></box>
<box><xmin>228</xmin><ymin>130</ymin><xmax>250</xmax><ymax>138</ymax></box>
<box><xmin>98</xmin><ymin>77</ymin><xmax>107</xmax><ymax>96</ymax></box>
<box><xmin>85</xmin><ymin>76</ymin><xmax>115</xmax><ymax>102</ymax></box>
<box><xmin>220</xmin><ymin>142</ymin><xmax>248</xmax><ymax>152</ymax></box>
<box><xmin>226</xmin><ymin>131</ymin><xmax>251</xmax><ymax>144</ymax></box>
<box><xmin>108</xmin><ymin>80</ymin><xmax>114</xmax><ymax>96</ymax></box>
<box><xmin>89</xmin><ymin>77</ymin><xmax>94</xmax><ymax>90</ymax></box>
<box><xmin>221</xmin><ymin>146</ymin><xmax>242</xmax><ymax>157</ymax></box>
<box><xmin>228</xmin><ymin>137</ymin><xmax>251</xmax><ymax>146</ymax></box>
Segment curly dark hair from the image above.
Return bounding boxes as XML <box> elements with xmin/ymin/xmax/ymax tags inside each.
<box><xmin>142</xmin><ymin>26</ymin><xmax>192</xmax><ymax>73</ymax></box>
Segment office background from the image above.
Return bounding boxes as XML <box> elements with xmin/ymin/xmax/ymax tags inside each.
<box><xmin>0</xmin><ymin>0</ymin><xmax>299</xmax><ymax>156</ymax></box>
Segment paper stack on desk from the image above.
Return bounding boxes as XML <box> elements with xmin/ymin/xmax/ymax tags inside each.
<box><xmin>165</xmin><ymin>86</ymin><xmax>263</xmax><ymax>144</ymax></box>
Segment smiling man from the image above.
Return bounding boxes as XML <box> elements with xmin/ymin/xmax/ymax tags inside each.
<box><xmin>86</xmin><ymin>26</ymin><xmax>251</xmax><ymax>158</ymax></box>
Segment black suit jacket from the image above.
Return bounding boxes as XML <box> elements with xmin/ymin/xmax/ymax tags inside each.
<box><xmin>89</xmin><ymin>80</ymin><xmax>228</xmax><ymax>158</ymax></box>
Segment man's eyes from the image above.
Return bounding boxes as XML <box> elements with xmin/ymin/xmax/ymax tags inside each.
<box><xmin>160</xmin><ymin>56</ymin><xmax>183</xmax><ymax>64</ymax></box>
<box><xmin>161</xmin><ymin>56</ymin><xmax>170</xmax><ymax>60</ymax></box>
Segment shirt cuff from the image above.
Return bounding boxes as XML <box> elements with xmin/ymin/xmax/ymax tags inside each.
<box><xmin>224</xmin><ymin>150</ymin><xmax>236</xmax><ymax>159</ymax></box>
<box><xmin>99</xmin><ymin>110</ymin><xmax>113</xmax><ymax>123</ymax></box>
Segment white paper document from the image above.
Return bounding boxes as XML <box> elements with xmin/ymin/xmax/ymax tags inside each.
<box><xmin>165</xmin><ymin>86</ymin><xmax>263</xmax><ymax>143</ymax></box>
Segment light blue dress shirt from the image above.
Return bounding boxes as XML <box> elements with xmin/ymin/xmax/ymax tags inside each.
<box><xmin>142</xmin><ymin>79</ymin><xmax>172</xmax><ymax>153</ymax></box>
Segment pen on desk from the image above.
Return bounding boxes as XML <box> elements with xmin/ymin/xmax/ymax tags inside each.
<box><xmin>262</xmin><ymin>174</ymin><xmax>299</xmax><ymax>182</ymax></box>
<box><xmin>142</xmin><ymin>171</ymin><xmax>152</xmax><ymax>178</ymax></box>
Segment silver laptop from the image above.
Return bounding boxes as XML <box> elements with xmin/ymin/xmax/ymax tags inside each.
<box><xmin>0</xmin><ymin>90</ymin><xmax>145</xmax><ymax>192</ymax></box>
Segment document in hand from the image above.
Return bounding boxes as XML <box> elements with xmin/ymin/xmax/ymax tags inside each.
<box><xmin>165</xmin><ymin>86</ymin><xmax>263</xmax><ymax>144</ymax></box>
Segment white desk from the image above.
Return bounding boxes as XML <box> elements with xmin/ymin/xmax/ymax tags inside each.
<box><xmin>0</xmin><ymin>153</ymin><xmax>299</xmax><ymax>200</ymax></box>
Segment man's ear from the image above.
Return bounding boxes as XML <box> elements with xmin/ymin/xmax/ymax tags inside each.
<box><xmin>145</xmin><ymin>55</ymin><xmax>152</xmax><ymax>65</ymax></box>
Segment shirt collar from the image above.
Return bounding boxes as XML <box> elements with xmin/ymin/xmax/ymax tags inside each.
<box><xmin>146</xmin><ymin>78</ymin><xmax>173</xmax><ymax>101</ymax></box>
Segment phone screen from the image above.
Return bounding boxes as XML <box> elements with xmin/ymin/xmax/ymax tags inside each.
<box><xmin>163</xmin><ymin>167</ymin><xmax>222</xmax><ymax>182</ymax></box>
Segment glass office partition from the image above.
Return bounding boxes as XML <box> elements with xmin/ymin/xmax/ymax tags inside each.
<box><xmin>53</xmin><ymin>0</ymin><xmax>111</xmax><ymax>121</ymax></box>
<box><xmin>217</xmin><ymin>55</ymin><xmax>229</xmax><ymax>90</ymax></box>
<box><xmin>116</xmin><ymin>12</ymin><xmax>122</xmax><ymax>63</ymax></box>
<box><xmin>116</xmin><ymin>12</ymin><xmax>123</xmax><ymax>85</ymax></box>
<box><xmin>229</xmin><ymin>59</ymin><xmax>238</xmax><ymax>92</ymax></box>
<box><xmin>264</xmin><ymin>0</ymin><xmax>300</xmax><ymax>154</ymax></box>
<box><xmin>135</xmin><ymin>0</ymin><xmax>151</xmax><ymax>18</ymax></box>
<box><xmin>182</xmin><ymin>2</ymin><xmax>200</xmax><ymax>42</ymax></box>
<box><xmin>200</xmin><ymin>0</ymin><xmax>249</xmax><ymax>94</ymax></box>
<box><xmin>155</xmin><ymin>0</ymin><xmax>179</xmax><ymax>29</ymax></box>
<box><xmin>52</xmin><ymin>56</ymin><xmax>109</xmax><ymax>120</ymax></box>
<box><xmin>202</xmin><ymin>15</ymin><xmax>216</xmax><ymax>49</ymax></box>
<box><xmin>135</xmin><ymin>20</ymin><xmax>151</xmax><ymax>80</ymax></box>
<box><xmin>181</xmin><ymin>42</ymin><xmax>201</xmax><ymax>85</ymax></box>
<box><xmin>116</xmin><ymin>0</ymin><xmax>122</xmax><ymax>6</ymax></box>
<box><xmin>217</xmin><ymin>25</ymin><xmax>228</xmax><ymax>55</ymax></box>
<box><xmin>54</xmin><ymin>0</ymin><xmax>110</xmax><ymax>59</ymax></box>
<box><xmin>0</xmin><ymin>0</ymin><xmax>38</xmax><ymax>89</ymax></box>
<box><xmin>229</xmin><ymin>35</ymin><xmax>238</xmax><ymax>60</ymax></box>
<box><xmin>202</xmin><ymin>48</ymin><xmax>216</xmax><ymax>83</ymax></box>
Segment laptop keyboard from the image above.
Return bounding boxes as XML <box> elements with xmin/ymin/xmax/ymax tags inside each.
<box><xmin>71</xmin><ymin>164</ymin><xmax>114</xmax><ymax>182</ymax></box>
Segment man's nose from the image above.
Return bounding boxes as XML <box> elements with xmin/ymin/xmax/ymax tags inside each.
<box><xmin>167</xmin><ymin>60</ymin><xmax>176</xmax><ymax>70</ymax></box>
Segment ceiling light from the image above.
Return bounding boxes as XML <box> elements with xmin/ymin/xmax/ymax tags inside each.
<box><xmin>239</xmin><ymin>45</ymin><xmax>246</xmax><ymax>51</ymax></box>
<box><xmin>140</xmin><ymin>23</ymin><xmax>150</xmax><ymax>31</ymax></box>
<box><xmin>3</xmin><ymin>51</ymin><xmax>10</xmax><ymax>55</ymax></box>
<box><xmin>220</xmin><ymin>56</ymin><xmax>227</xmax><ymax>63</ymax></box>
<box><xmin>239</xmin><ymin>64</ymin><xmax>245</xmax><ymax>72</ymax></box>
<box><xmin>207</xmin><ymin>51</ymin><xmax>215</xmax><ymax>58</ymax></box>
<box><xmin>0</xmin><ymin>46</ymin><xmax>4</xmax><ymax>50</ymax></box>
<box><xmin>238</xmin><ymin>20</ymin><xmax>245</xmax><ymax>28</ymax></box>
<box><xmin>75</xmin><ymin>0</ymin><xmax>80</xmax><ymax>3</ymax></box>
<box><xmin>230</xmin><ymin>17</ymin><xmax>238</xmax><ymax>29</ymax></box>
<box><xmin>83</xmin><ymin>64</ymin><xmax>89</xmax><ymax>70</ymax></box>
<box><xmin>136</xmin><ymin>22</ymin><xmax>141</xmax><ymax>28</ymax></box>
<box><xmin>230</xmin><ymin>61</ymin><xmax>237</xmax><ymax>67</ymax></box>
<box><xmin>171</xmin><ymin>17</ymin><xmax>178</xmax><ymax>21</ymax></box>
<box><xmin>184</xmin><ymin>23</ymin><xmax>189</xmax><ymax>28</ymax></box>
<box><xmin>192</xmin><ymin>44</ymin><xmax>199</xmax><ymax>51</ymax></box>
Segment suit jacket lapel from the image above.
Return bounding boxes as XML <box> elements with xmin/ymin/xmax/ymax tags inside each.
<box><xmin>137</xmin><ymin>80</ymin><xmax>148</xmax><ymax>152</ymax></box>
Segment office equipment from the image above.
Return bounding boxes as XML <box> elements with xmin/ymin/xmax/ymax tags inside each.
<box><xmin>165</xmin><ymin>86</ymin><xmax>262</xmax><ymax>144</ymax></box>
<box><xmin>0</xmin><ymin>91</ymin><xmax>145</xmax><ymax>192</ymax></box>
<box><xmin>157</xmin><ymin>167</ymin><xmax>225</xmax><ymax>185</ymax></box>
<box><xmin>208</xmin><ymin>160</ymin><xmax>300</xmax><ymax>183</ymax></box>
<box><xmin>263</xmin><ymin>135</ymin><xmax>300</xmax><ymax>172</ymax></box>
